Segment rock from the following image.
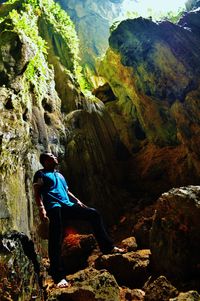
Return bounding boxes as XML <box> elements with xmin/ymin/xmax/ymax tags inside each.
<box><xmin>120</xmin><ymin>287</ymin><xmax>145</xmax><ymax>301</ymax></box>
<box><xmin>170</xmin><ymin>290</ymin><xmax>200</xmax><ymax>301</ymax></box>
<box><xmin>0</xmin><ymin>1</ymin><xmax>66</xmax><ymax>237</ymax></box>
<box><xmin>121</xmin><ymin>236</ymin><xmax>138</xmax><ymax>251</ymax></box>
<box><xmin>92</xmin><ymin>82</ymin><xmax>117</xmax><ymax>103</ymax></box>
<box><xmin>95</xmin><ymin>249</ymin><xmax>151</xmax><ymax>288</ymax></box>
<box><xmin>133</xmin><ymin>216</ymin><xmax>154</xmax><ymax>249</ymax></box>
<box><xmin>47</xmin><ymin>267</ymin><xmax>120</xmax><ymax>301</ymax></box>
<box><xmin>150</xmin><ymin>186</ymin><xmax>200</xmax><ymax>283</ymax></box>
<box><xmin>62</xmin><ymin>233</ymin><xmax>97</xmax><ymax>274</ymax></box>
<box><xmin>63</xmin><ymin>108</ymin><xmax>129</xmax><ymax>224</ymax></box>
<box><xmin>144</xmin><ymin>276</ymin><xmax>178</xmax><ymax>301</ymax></box>
<box><xmin>0</xmin><ymin>232</ymin><xmax>43</xmax><ymax>300</ymax></box>
<box><xmin>99</xmin><ymin>10</ymin><xmax>200</xmax><ymax>198</ymax></box>
<box><xmin>0</xmin><ymin>0</ymin><xmax>128</xmax><ymax>239</ymax></box>
<box><xmin>56</xmin><ymin>0</ymin><xmax>129</xmax><ymax>72</ymax></box>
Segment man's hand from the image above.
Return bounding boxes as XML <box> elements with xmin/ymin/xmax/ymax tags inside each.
<box><xmin>68</xmin><ymin>190</ymin><xmax>87</xmax><ymax>208</ymax></box>
<box><xmin>76</xmin><ymin>200</ymin><xmax>87</xmax><ymax>208</ymax></box>
<box><xmin>39</xmin><ymin>206</ymin><xmax>48</xmax><ymax>222</ymax></box>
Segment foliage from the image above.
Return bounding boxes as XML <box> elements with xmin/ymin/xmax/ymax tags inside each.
<box><xmin>8</xmin><ymin>5</ymin><xmax>49</xmax><ymax>103</ymax></box>
<box><xmin>124</xmin><ymin>7</ymin><xmax>184</xmax><ymax>23</ymax></box>
<box><xmin>39</xmin><ymin>0</ymin><xmax>80</xmax><ymax>73</ymax></box>
<box><xmin>1</xmin><ymin>0</ymin><xmax>86</xmax><ymax>93</ymax></box>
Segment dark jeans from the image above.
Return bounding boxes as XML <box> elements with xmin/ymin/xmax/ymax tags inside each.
<box><xmin>47</xmin><ymin>205</ymin><xmax>113</xmax><ymax>282</ymax></box>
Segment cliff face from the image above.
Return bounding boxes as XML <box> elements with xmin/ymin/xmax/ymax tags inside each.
<box><xmin>0</xmin><ymin>1</ymin><xmax>65</xmax><ymax>234</ymax></box>
<box><xmin>0</xmin><ymin>0</ymin><xmax>125</xmax><ymax>237</ymax></box>
<box><xmin>55</xmin><ymin>0</ymin><xmax>131</xmax><ymax>73</ymax></box>
<box><xmin>98</xmin><ymin>9</ymin><xmax>200</xmax><ymax>197</ymax></box>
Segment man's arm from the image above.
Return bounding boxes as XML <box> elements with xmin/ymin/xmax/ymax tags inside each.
<box><xmin>68</xmin><ymin>190</ymin><xmax>87</xmax><ymax>208</ymax></box>
<box><xmin>33</xmin><ymin>184</ymin><xmax>48</xmax><ymax>221</ymax></box>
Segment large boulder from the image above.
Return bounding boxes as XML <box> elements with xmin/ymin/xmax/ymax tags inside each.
<box><xmin>62</xmin><ymin>233</ymin><xmax>96</xmax><ymax>274</ymax></box>
<box><xmin>95</xmin><ymin>249</ymin><xmax>151</xmax><ymax>288</ymax></box>
<box><xmin>150</xmin><ymin>186</ymin><xmax>200</xmax><ymax>283</ymax></box>
<box><xmin>47</xmin><ymin>267</ymin><xmax>120</xmax><ymax>301</ymax></box>
<box><xmin>170</xmin><ymin>290</ymin><xmax>200</xmax><ymax>301</ymax></box>
<box><xmin>144</xmin><ymin>276</ymin><xmax>178</xmax><ymax>301</ymax></box>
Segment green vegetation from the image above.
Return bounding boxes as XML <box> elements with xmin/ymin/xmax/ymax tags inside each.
<box><xmin>39</xmin><ymin>0</ymin><xmax>80</xmax><ymax>73</ymax></box>
<box><xmin>125</xmin><ymin>7</ymin><xmax>184</xmax><ymax>23</ymax></box>
<box><xmin>8</xmin><ymin>5</ymin><xmax>49</xmax><ymax>103</ymax></box>
<box><xmin>0</xmin><ymin>0</ymin><xmax>88</xmax><ymax>94</ymax></box>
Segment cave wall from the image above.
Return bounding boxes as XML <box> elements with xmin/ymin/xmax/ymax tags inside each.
<box><xmin>55</xmin><ymin>0</ymin><xmax>132</xmax><ymax>74</ymax></box>
<box><xmin>98</xmin><ymin>9</ymin><xmax>200</xmax><ymax>197</ymax></box>
<box><xmin>0</xmin><ymin>0</ymin><xmax>127</xmax><ymax>236</ymax></box>
<box><xmin>0</xmin><ymin>2</ymin><xmax>67</xmax><ymax>235</ymax></box>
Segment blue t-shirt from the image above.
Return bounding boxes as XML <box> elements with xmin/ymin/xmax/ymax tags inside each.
<box><xmin>33</xmin><ymin>169</ymin><xmax>74</xmax><ymax>211</ymax></box>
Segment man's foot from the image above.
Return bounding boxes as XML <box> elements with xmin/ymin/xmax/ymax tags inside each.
<box><xmin>102</xmin><ymin>246</ymin><xmax>126</xmax><ymax>254</ymax></box>
<box><xmin>111</xmin><ymin>246</ymin><xmax>126</xmax><ymax>254</ymax></box>
<box><xmin>55</xmin><ymin>279</ymin><xmax>69</xmax><ymax>288</ymax></box>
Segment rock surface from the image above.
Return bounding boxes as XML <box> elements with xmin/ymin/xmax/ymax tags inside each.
<box><xmin>62</xmin><ymin>233</ymin><xmax>96</xmax><ymax>274</ymax></box>
<box><xmin>0</xmin><ymin>232</ymin><xmax>43</xmax><ymax>300</ymax></box>
<box><xmin>98</xmin><ymin>9</ymin><xmax>200</xmax><ymax>197</ymax></box>
<box><xmin>56</xmin><ymin>0</ymin><xmax>129</xmax><ymax>72</ymax></box>
<box><xmin>144</xmin><ymin>276</ymin><xmax>178</xmax><ymax>301</ymax></box>
<box><xmin>47</xmin><ymin>267</ymin><xmax>120</xmax><ymax>301</ymax></box>
<box><xmin>0</xmin><ymin>0</ymin><xmax>127</xmax><ymax>237</ymax></box>
<box><xmin>150</xmin><ymin>186</ymin><xmax>200</xmax><ymax>284</ymax></box>
<box><xmin>95</xmin><ymin>249</ymin><xmax>151</xmax><ymax>288</ymax></box>
<box><xmin>170</xmin><ymin>290</ymin><xmax>200</xmax><ymax>301</ymax></box>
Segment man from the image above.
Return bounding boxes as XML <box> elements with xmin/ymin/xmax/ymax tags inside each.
<box><xmin>33</xmin><ymin>152</ymin><xmax>124</xmax><ymax>288</ymax></box>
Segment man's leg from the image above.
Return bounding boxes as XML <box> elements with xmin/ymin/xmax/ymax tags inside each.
<box><xmin>47</xmin><ymin>207</ymin><xmax>66</xmax><ymax>283</ymax></box>
<box><xmin>62</xmin><ymin>205</ymin><xmax>114</xmax><ymax>253</ymax></box>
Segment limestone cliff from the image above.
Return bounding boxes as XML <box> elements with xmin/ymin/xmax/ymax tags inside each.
<box><xmin>97</xmin><ymin>9</ymin><xmax>200</xmax><ymax>197</ymax></box>
<box><xmin>0</xmin><ymin>0</ymin><xmax>125</xmax><ymax>238</ymax></box>
<box><xmin>55</xmin><ymin>0</ymin><xmax>134</xmax><ymax>77</ymax></box>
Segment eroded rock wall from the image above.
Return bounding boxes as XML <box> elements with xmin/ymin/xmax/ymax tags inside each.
<box><xmin>98</xmin><ymin>9</ymin><xmax>200</xmax><ymax>197</ymax></box>
<box><xmin>0</xmin><ymin>0</ymin><xmax>127</xmax><ymax>237</ymax></box>
<box><xmin>55</xmin><ymin>0</ymin><xmax>135</xmax><ymax>77</ymax></box>
<box><xmin>0</xmin><ymin>3</ymin><xmax>65</xmax><ymax>235</ymax></box>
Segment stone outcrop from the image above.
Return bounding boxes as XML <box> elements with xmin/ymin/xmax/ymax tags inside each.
<box><xmin>55</xmin><ymin>0</ymin><xmax>132</xmax><ymax>75</ymax></box>
<box><xmin>95</xmin><ymin>249</ymin><xmax>151</xmax><ymax>288</ymax></box>
<box><xmin>0</xmin><ymin>1</ymin><xmax>65</xmax><ymax>235</ymax></box>
<box><xmin>1</xmin><ymin>1</ymin><xmax>200</xmax><ymax>300</ymax></box>
<box><xmin>62</xmin><ymin>108</ymin><xmax>128</xmax><ymax>222</ymax></box>
<box><xmin>98</xmin><ymin>8</ymin><xmax>200</xmax><ymax>197</ymax></box>
<box><xmin>55</xmin><ymin>0</ymin><xmax>119</xmax><ymax>66</ymax></box>
<box><xmin>62</xmin><ymin>233</ymin><xmax>96</xmax><ymax>274</ymax></box>
<box><xmin>170</xmin><ymin>291</ymin><xmax>200</xmax><ymax>301</ymax></box>
<box><xmin>0</xmin><ymin>0</ymin><xmax>128</xmax><ymax>239</ymax></box>
<box><xmin>144</xmin><ymin>276</ymin><xmax>178</xmax><ymax>301</ymax></box>
<box><xmin>150</xmin><ymin>186</ymin><xmax>200</xmax><ymax>285</ymax></box>
<box><xmin>0</xmin><ymin>232</ymin><xmax>43</xmax><ymax>301</ymax></box>
<box><xmin>47</xmin><ymin>267</ymin><xmax>120</xmax><ymax>301</ymax></box>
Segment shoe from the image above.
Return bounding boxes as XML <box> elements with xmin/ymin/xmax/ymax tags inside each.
<box><xmin>55</xmin><ymin>279</ymin><xmax>70</xmax><ymax>288</ymax></box>
<box><xmin>111</xmin><ymin>246</ymin><xmax>125</xmax><ymax>253</ymax></box>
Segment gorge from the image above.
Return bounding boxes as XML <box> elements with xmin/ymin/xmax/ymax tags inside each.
<box><xmin>0</xmin><ymin>0</ymin><xmax>200</xmax><ymax>300</ymax></box>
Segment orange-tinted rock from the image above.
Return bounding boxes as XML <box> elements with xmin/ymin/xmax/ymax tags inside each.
<box><xmin>121</xmin><ymin>236</ymin><xmax>138</xmax><ymax>251</ymax></box>
<box><xmin>62</xmin><ymin>234</ymin><xmax>96</xmax><ymax>274</ymax></box>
